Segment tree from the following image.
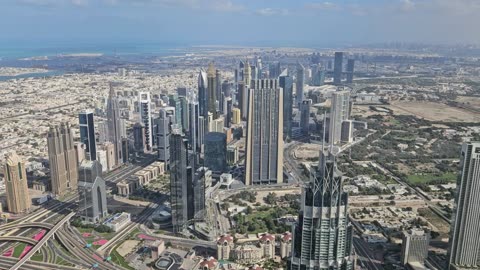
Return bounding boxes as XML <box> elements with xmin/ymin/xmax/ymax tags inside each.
<box><xmin>264</xmin><ymin>192</ymin><xmax>278</xmax><ymax>205</ymax></box>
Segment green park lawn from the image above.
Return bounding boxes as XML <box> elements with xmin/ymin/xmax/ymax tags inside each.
<box><xmin>407</xmin><ymin>172</ymin><xmax>457</xmax><ymax>184</ymax></box>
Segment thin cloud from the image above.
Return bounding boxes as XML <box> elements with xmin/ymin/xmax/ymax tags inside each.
<box><xmin>399</xmin><ymin>0</ymin><xmax>415</xmax><ymax>12</ymax></box>
<box><xmin>255</xmin><ymin>8</ymin><xmax>289</xmax><ymax>16</ymax></box>
<box><xmin>71</xmin><ymin>0</ymin><xmax>88</xmax><ymax>7</ymax></box>
<box><xmin>104</xmin><ymin>0</ymin><xmax>244</xmax><ymax>12</ymax></box>
<box><xmin>304</xmin><ymin>2</ymin><xmax>339</xmax><ymax>11</ymax></box>
<box><xmin>16</xmin><ymin>0</ymin><xmax>56</xmax><ymax>6</ymax></box>
<box><xmin>17</xmin><ymin>0</ymin><xmax>89</xmax><ymax>7</ymax></box>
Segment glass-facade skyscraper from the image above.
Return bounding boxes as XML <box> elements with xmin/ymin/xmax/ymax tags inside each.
<box><xmin>280</xmin><ymin>70</ymin><xmax>293</xmax><ymax>140</ymax></box>
<box><xmin>448</xmin><ymin>142</ymin><xmax>480</xmax><ymax>270</ymax></box>
<box><xmin>204</xmin><ymin>132</ymin><xmax>227</xmax><ymax>173</ymax></box>
<box><xmin>79</xmin><ymin>110</ymin><xmax>97</xmax><ymax>161</ymax></box>
<box><xmin>333</xmin><ymin>52</ymin><xmax>344</xmax><ymax>85</ymax></box>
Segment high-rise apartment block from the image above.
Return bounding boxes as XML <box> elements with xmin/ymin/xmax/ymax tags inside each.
<box><xmin>4</xmin><ymin>152</ymin><xmax>31</xmax><ymax>214</ymax></box>
<box><xmin>245</xmin><ymin>79</ymin><xmax>283</xmax><ymax>185</ymax></box>
<box><xmin>47</xmin><ymin>123</ymin><xmax>78</xmax><ymax>196</ymax></box>
<box><xmin>139</xmin><ymin>92</ymin><xmax>153</xmax><ymax>151</ymax></box>
<box><xmin>448</xmin><ymin>142</ymin><xmax>480</xmax><ymax>270</ymax></box>
<box><xmin>232</xmin><ymin>108</ymin><xmax>241</xmax><ymax>124</ymax></box>
<box><xmin>401</xmin><ymin>228</ymin><xmax>430</xmax><ymax>267</ymax></box>
<box><xmin>328</xmin><ymin>91</ymin><xmax>351</xmax><ymax>145</ymax></box>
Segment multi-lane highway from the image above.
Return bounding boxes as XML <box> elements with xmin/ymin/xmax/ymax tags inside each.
<box><xmin>353</xmin><ymin>236</ymin><xmax>383</xmax><ymax>270</ymax></box>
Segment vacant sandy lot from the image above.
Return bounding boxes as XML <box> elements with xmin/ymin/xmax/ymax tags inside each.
<box><xmin>456</xmin><ymin>96</ymin><xmax>480</xmax><ymax>107</ymax></box>
<box><xmin>294</xmin><ymin>143</ymin><xmax>322</xmax><ymax>160</ymax></box>
<box><xmin>117</xmin><ymin>240</ymin><xmax>140</xmax><ymax>257</ymax></box>
<box><xmin>388</xmin><ymin>101</ymin><xmax>480</xmax><ymax>122</ymax></box>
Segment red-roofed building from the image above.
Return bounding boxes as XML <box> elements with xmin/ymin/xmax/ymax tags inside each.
<box><xmin>258</xmin><ymin>233</ymin><xmax>275</xmax><ymax>259</ymax></box>
<box><xmin>217</xmin><ymin>234</ymin><xmax>234</xmax><ymax>260</ymax></box>
<box><xmin>199</xmin><ymin>257</ymin><xmax>219</xmax><ymax>270</ymax></box>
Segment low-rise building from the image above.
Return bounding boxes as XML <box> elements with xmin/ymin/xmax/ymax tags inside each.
<box><xmin>280</xmin><ymin>232</ymin><xmax>292</xmax><ymax>258</ymax></box>
<box><xmin>217</xmin><ymin>234</ymin><xmax>234</xmax><ymax>261</ymax></box>
<box><xmin>116</xmin><ymin>180</ymin><xmax>138</xmax><ymax>197</ymax></box>
<box><xmin>198</xmin><ymin>257</ymin><xmax>219</xmax><ymax>270</ymax></box>
<box><xmin>145</xmin><ymin>239</ymin><xmax>165</xmax><ymax>259</ymax></box>
<box><xmin>104</xmin><ymin>212</ymin><xmax>131</xmax><ymax>232</ymax></box>
<box><xmin>218</xmin><ymin>233</ymin><xmax>279</xmax><ymax>265</ymax></box>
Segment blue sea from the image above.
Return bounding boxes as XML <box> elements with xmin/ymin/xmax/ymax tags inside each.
<box><xmin>0</xmin><ymin>71</ymin><xmax>65</xmax><ymax>81</ymax></box>
<box><xmin>0</xmin><ymin>42</ymin><xmax>192</xmax><ymax>59</ymax></box>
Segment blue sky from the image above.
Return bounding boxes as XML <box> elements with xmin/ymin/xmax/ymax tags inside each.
<box><xmin>2</xmin><ymin>0</ymin><xmax>480</xmax><ymax>47</ymax></box>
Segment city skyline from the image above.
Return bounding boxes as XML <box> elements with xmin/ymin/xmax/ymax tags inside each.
<box><xmin>0</xmin><ymin>11</ymin><xmax>480</xmax><ymax>267</ymax></box>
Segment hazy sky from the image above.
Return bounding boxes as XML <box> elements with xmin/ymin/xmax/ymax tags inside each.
<box><xmin>2</xmin><ymin>0</ymin><xmax>480</xmax><ymax>47</ymax></box>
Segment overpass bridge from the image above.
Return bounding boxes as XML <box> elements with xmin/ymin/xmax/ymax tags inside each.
<box><xmin>0</xmin><ymin>222</ymin><xmax>54</xmax><ymax>232</ymax></box>
<box><xmin>0</xmin><ymin>236</ymin><xmax>38</xmax><ymax>245</ymax></box>
<box><xmin>9</xmin><ymin>212</ymin><xmax>76</xmax><ymax>270</ymax></box>
<box><xmin>0</xmin><ymin>255</ymin><xmax>81</xmax><ymax>270</ymax></box>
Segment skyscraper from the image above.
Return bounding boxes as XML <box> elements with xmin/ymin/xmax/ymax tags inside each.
<box><xmin>333</xmin><ymin>52</ymin><xmax>344</xmax><ymax>85</ymax></box>
<box><xmin>204</xmin><ymin>132</ymin><xmax>227</xmax><ymax>173</ymax></box>
<box><xmin>300</xmin><ymin>99</ymin><xmax>312</xmax><ymax>136</ymax></box>
<box><xmin>238</xmin><ymin>81</ymin><xmax>248</xmax><ymax>120</ymax></box>
<box><xmin>133</xmin><ymin>122</ymin><xmax>146</xmax><ymax>153</ymax></box>
<box><xmin>47</xmin><ymin>123</ymin><xmax>78</xmax><ymax>196</ymax></box>
<box><xmin>216</xmin><ymin>69</ymin><xmax>222</xmax><ymax>114</ymax></box>
<box><xmin>328</xmin><ymin>91</ymin><xmax>351</xmax><ymax>145</ymax></box>
<box><xmin>448</xmin><ymin>142</ymin><xmax>480</xmax><ymax>270</ymax></box>
<box><xmin>198</xmin><ymin>69</ymin><xmax>208</xmax><ymax>119</ymax></box>
<box><xmin>188</xmin><ymin>94</ymin><xmax>200</xmax><ymax>153</ymax></box>
<box><xmin>232</xmin><ymin>108</ymin><xmax>241</xmax><ymax>125</ymax></box>
<box><xmin>401</xmin><ymin>228</ymin><xmax>430</xmax><ymax>267</ymax></box>
<box><xmin>244</xmin><ymin>61</ymin><xmax>252</xmax><ymax>86</ymax></box>
<box><xmin>269</xmin><ymin>62</ymin><xmax>281</xmax><ymax>79</ymax></box>
<box><xmin>312</xmin><ymin>66</ymin><xmax>325</xmax><ymax>86</ymax></box>
<box><xmin>78</xmin><ymin>160</ymin><xmax>108</xmax><ymax>223</ymax></box>
<box><xmin>169</xmin><ymin>94</ymin><xmax>183</xmax><ymax>130</ymax></box>
<box><xmin>279</xmin><ymin>70</ymin><xmax>293</xmax><ymax>140</ymax></box>
<box><xmin>245</xmin><ymin>79</ymin><xmax>284</xmax><ymax>185</ymax></box>
<box><xmin>79</xmin><ymin>110</ymin><xmax>97</xmax><ymax>161</ymax></box>
<box><xmin>346</xmin><ymin>59</ymin><xmax>355</xmax><ymax>84</ymax></box>
<box><xmin>289</xmin><ymin>151</ymin><xmax>354</xmax><ymax>270</ymax></box>
<box><xmin>157</xmin><ymin>108</ymin><xmax>174</xmax><ymax>167</ymax></box>
<box><xmin>296</xmin><ymin>64</ymin><xmax>305</xmax><ymax>105</ymax></box>
<box><xmin>207</xmin><ymin>63</ymin><xmax>217</xmax><ymax>120</ymax></box>
<box><xmin>4</xmin><ymin>152</ymin><xmax>31</xmax><ymax>214</ymax></box>
<box><xmin>139</xmin><ymin>92</ymin><xmax>153</xmax><ymax>151</ymax></box>
<box><xmin>170</xmin><ymin>127</ymin><xmax>198</xmax><ymax>233</ymax></box>
<box><xmin>106</xmin><ymin>83</ymin><xmax>124</xmax><ymax>167</ymax></box>
<box><xmin>198</xmin><ymin>116</ymin><xmax>206</xmax><ymax>153</ymax></box>
<box><xmin>225</xmin><ymin>98</ymin><xmax>232</xmax><ymax>128</ymax></box>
